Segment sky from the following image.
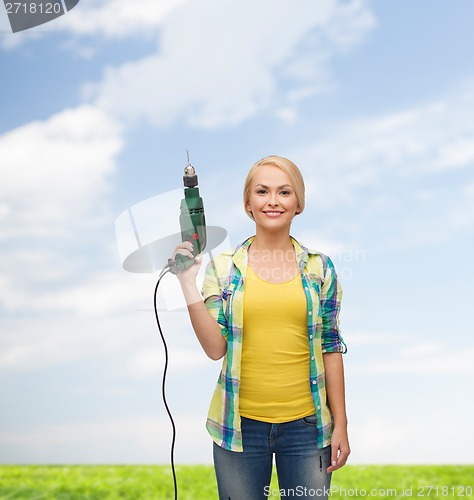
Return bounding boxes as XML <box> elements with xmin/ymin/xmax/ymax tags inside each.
<box><xmin>1</xmin><ymin>0</ymin><xmax>473</xmax><ymax>468</ymax></box>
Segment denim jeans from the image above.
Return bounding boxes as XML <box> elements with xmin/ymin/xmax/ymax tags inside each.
<box><xmin>213</xmin><ymin>414</ymin><xmax>332</xmax><ymax>500</ymax></box>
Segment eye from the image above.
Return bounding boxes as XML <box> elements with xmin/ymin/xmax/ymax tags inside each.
<box><xmin>256</xmin><ymin>189</ymin><xmax>267</xmax><ymax>194</ymax></box>
<box><xmin>281</xmin><ymin>190</ymin><xmax>292</xmax><ymax>195</ymax></box>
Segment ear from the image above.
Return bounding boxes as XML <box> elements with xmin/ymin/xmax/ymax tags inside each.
<box><xmin>246</xmin><ymin>203</ymin><xmax>254</xmax><ymax>219</ymax></box>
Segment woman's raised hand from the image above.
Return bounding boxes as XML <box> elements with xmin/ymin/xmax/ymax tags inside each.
<box><xmin>171</xmin><ymin>240</ymin><xmax>203</xmax><ymax>282</ymax></box>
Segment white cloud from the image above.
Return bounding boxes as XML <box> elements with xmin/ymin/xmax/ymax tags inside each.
<box><xmin>0</xmin><ymin>102</ymin><xmax>150</xmax><ymax>387</ymax></box>
<box><xmin>33</xmin><ymin>271</ymin><xmax>154</xmax><ymax>316</ymax></box>
<box><xmin>0</xmin><ymin>414</ymin><xmax>213</xmax><ymax>464</ymax></box>
<box><xmin>2</xmin><ymin>411</ymin><xmax>473</xmax><ymax>465</ymax></box>
<box><xmin>0</xmin><ymin>296</ymin><xmax>209</xmax><ymax>376</ymax></box>
<box><xmin>126</xmin><ymin>347</ymin><xmax>209</xmax><ymax>379</ymax></box>
<box><xmin>400</xmin><ymin>342</ymin><xmax>443</xmax><ymax>357</ymax></box>
<box><xmin>349</xmin><ymin>346</ymin><xmax>474</xmax><ymax>375</ymax></box>
<box><xmin>57</xmin><ymin>0</ymin><xmax>188</xmax><ymax>38</ymax></box>
<box><xmin>275</xmin><ymin>107</ymin><xmax>298</xmax><ymax>126</ymax></box>
<box><xmin>297</xmin><ymin>96</ymin><xmax>474</xmax><ymax>208</ymax></box>
<box><xmin>0</xmin><ymin>312</ymin><xmax>147</xmax><ymax>373</ymax></box>
<box><xmin>86</xmin><ymin>0</ymin><xmax>375</xmax><ymax>128</ymax></box>
<box><xmin>0</xmin><ymin>262</ymin><xmax>212</xmax><ymax>376</ymax></box>
<box><xmin>290</xmin><ymin>81</ymin><xmax>474</xmax><ymax>248</ymax></box>
<box><xmin>0</xmin><ymin>105</ymin><xmax>122</xmax><ymax>238</ymax></box>
<box><xmin>0</xmin><ymin>0</ymin><xmax>187</xmax><ymax>50</ymax></box>
<box><xmin>0</xmin><ymin>104</ymin><xmax>125</xmax><ymax>339</ymax></box>
<box><xmin>349</xmin><ymin>413</ymin><xmax>474</xmax><ymax>464</ymax></box>
<box><xmin>343</xmin><ymin>331</ymin><xmax>409</xmax><ymax>345</ymax></box>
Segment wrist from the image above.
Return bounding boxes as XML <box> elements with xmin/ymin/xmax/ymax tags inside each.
<box><xmin>333</xmin><ymin>416</ymin><xmax>348</xmax><ymax>428</ymax></box>
<box><xmin>177</xmin><ymin>274</ymin><xmax>197</xmax><ymax>288</ymax></box>
<box><xmin>178</xmin><ymin>279</ymin><xmax>203</xmax><ymax>306</ymax></box>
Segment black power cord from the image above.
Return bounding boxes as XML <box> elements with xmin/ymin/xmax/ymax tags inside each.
<box><xmin>153</xmin><ymin>264</ymin><xmax>178</xmax><ymax>500</ymax></box>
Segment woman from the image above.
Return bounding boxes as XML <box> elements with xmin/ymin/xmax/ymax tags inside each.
<box><xmin>172</xmin><ymin>156</ymin><xmax>349</xmax><ymax>499</ymax></box>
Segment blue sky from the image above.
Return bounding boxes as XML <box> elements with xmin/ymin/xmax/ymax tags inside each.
<box><xmin>1</xmin><ymin>0</ymin><xmax>473</xmax><ymax>467</ymax></box>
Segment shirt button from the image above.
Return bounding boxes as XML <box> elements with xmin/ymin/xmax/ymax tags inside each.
<box><xmin>309</xmin><ymin>311</ymin><xmax>312</xmax><ymax>316</ymax></box>
<box><xmin>311</xmin><ymin>356</ymin><xmax>315</xmax><ymax>360</ymax></box>
<box><xmin>305</xmin><ymin>287</ymin><xmax>309</xmax><ymax>290</ymax></box>
<box><xmin>317</xmin><ymin>405</ymin><xmax>321</xmax><ymax>410</ymax></box>
<box><xmin>309</xmin><ymin>335</ymin><xmax>313</xmax><ymax>340</ymax></box>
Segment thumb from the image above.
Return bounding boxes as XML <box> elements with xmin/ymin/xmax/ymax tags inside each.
<box><xmin>194</xmin><ymin>254</ymin><xmax>203</xmax><ymax>264</ymax></box>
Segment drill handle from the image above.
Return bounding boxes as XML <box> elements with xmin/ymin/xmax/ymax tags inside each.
<box><xmin>174</xmin><ymin>222</ymin><xmax>206</xmax><ymax>271</ymax></box>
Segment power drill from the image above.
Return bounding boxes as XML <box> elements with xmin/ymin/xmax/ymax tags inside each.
<box><xmin>168</xmin><ymin>153</ymin><xmax>207</xmax><ymax>274</ymax></box>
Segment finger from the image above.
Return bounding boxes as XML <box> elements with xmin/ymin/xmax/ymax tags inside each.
<box><xmin>337</xmin><ymin>449</ymin><xmax>350</xmax><ymax>467</ymax></box>
<box><xmin>326</xmin><ymin>446</ymin><xmax>338</xmax><ymax>473</ymax></box>
<box><xmin>176</xmin><ymin>241</ymin><xmax>194</xmax><ymax>253</ymax></box>
<box><xmin>327</xmin><ymin>448</ymin><xmax>349</xmax><ymax>472</ymax></box>
<box><xmin>173</xmin><ymin>249</ymin><xmax>194</xmax><ymax>260</ymax></box>
<box><xmin>331</xmin><ymin>445</ymin><xmax>339</xmax><ymax>469</ymax></box>
<box><xmin>184</xmin><ymin>240</ymin><xmax>194</xmax><ymax>251</ymax></box>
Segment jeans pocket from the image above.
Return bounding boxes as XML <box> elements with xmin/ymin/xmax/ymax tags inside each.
<box><xmin>302</xmin><ymin>413</ymin><xmax>318</xmax><ymax>426</ymax></box>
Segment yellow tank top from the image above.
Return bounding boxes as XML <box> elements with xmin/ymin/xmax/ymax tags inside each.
<box><xmin>239</xmin><ymin>264</ymin><xmax>315</xmax><ymax>422</ymax></box>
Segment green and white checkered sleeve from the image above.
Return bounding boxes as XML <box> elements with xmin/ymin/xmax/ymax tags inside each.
<box><xmin>201</xmin><ymin>260</ymin><xmax>229</xmax><ymax>338</ymax></box>
<box><xmin>320</xmin><ymin>256</ymin><xmax>347</xmax><ymax>354</ymax></box>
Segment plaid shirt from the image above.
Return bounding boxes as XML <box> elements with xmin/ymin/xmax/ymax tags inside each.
<box><xmin>201</xmin><ymin>235</ymin><xmax>347</xmax><ymax>452</ymax></box>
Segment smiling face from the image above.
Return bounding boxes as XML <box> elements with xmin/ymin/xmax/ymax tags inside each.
<box><xmin>245</xmin><ymin>164</ymin><xmax>300</xmax><ymax>232</ymax></box>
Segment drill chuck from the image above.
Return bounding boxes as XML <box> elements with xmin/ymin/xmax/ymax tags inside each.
<box><xmin>183</xmin><ymin>165</ymin><xmax>198</xmax><ymax>188</ymax></box>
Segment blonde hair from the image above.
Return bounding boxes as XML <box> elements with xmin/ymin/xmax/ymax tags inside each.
<box><xmin>243</xmin><ymin>155</ymin><xmax>305</xmax><ymax>221</ymax></box>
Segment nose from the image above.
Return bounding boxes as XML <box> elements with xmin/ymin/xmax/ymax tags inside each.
<box><xmin>268</xmin><ymin>191</ymin><xmax>279</xmax><ymax>206</ymax></box>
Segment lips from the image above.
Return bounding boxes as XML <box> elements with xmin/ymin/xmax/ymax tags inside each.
<box><xmin>263</xmin><ymin>211</ymin><xmax>284</xmax><ymax>217</ymax></box>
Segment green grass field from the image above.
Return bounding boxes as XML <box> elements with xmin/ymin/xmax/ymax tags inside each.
<box><xmin>0</xmin><ymin>465</ymin><xmax>472</xmax><ymax>499</ymax></box>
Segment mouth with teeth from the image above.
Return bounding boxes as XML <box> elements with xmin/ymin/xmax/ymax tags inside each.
<box><xmin>262</xmin><ymin>210</ymin><xmax>284</xmax><ymax>217</ymax></box>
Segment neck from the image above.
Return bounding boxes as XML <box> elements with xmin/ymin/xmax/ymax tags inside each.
<box><xmin>251</xmin><ymin>228</ymin><xmax>293</xmax><ymax>251</ymax></box>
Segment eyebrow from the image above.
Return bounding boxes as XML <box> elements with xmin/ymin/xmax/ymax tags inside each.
<box><xmin>255</xmin><ymin>184</ymin><xmax>293</xmax><ymax>189</ymax></box>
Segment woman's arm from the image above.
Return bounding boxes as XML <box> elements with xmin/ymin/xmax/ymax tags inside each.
<box><xmin>174</xmin><ymin>241</ymin><xmax>227</xmax><ymax>361</ymax></box>
<box><xmin>323</xmin><ymin>352</ymin><xmax>350</xmax><ymax>472</ymax></box>
<box><xmin>179</xmin><ymin>276</ymin><xmax>227</xmax><ymax>360</ymax></box>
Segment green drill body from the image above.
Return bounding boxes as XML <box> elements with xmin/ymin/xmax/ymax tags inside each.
<box><xmin>174</xmin><ymin>165</ymin><xmax>207</xmax><ymax>271</ymax></box>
